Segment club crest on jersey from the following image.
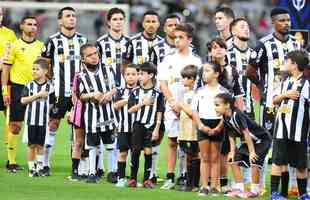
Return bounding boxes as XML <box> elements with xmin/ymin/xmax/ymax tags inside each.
<box><xmin>58</xmin><ymin>54</ymin><xmax>65</xmax><ymax>63</ymax></box>
<box><xmin>107</xmin><ymin>57</ymin><xmax>113</xmax><ymax>65</ymax></box>
<box><xmin>250</xmin><ymin>51</ymin><xmax>257</xmax><ymax>59</ymax></box>
<box><xmin>274</xmin><ymin>59</ymin><xmax>281</xmax><ymax>69</ymax></box>
<box><xmin>138</xmin><ymin>56</ymin><xmax>144</xmax><ymax>64</ymax></box>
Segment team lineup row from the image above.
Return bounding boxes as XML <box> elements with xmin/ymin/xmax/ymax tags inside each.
<box><xmin>0</xmin><ymin>5</ymin><xmax>309</xmax><ymax>200</ymax></box>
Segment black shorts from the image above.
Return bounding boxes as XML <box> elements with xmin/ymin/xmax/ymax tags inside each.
<box><xmin>272</xmin><ymin>139</ymin><xmax>307</xmax><ymax>170</ymax></box>
<box><xmin>131</xmin><ymin>122</ymin><xmax>152</xmax><ymax>151</ymax></box>
<box><xmin>9</xmin><ymin>83</ymin><xmax>26</xmax><ymax>121</ymax></box>
<box><xmin>28</xmin><ymin>125</ymin><xmax>47</xmax><ymax>146</ymax></box>
<box><xmin>50</xmin><ymin>96</ymin><xmax>73</xmax><ymax>119</ymax></box>
<box><xmin>234</xmin><ymin>138</ymin><xmax>271</xmax><ymax>168</ymax></box>
<box><xmin>0</xmin><ymin>72</ymin><xmax>5</xmax><ymax>111</ymax></box>
<box><xmin>221</xmin><ymin>131</ymin><xmax>230</xmax><ymax>155</ymax></box>
<box><xmin>260</xmin><ymin>105</ymin><xmax>275</xmax><ymax>133</ymax></box>
<box><xmin>179</xmin><ymin>140</ymin><xmax>199</xmax><ymax>156</ymax></box>
<box><xmin>86</xmin><ymin>130</ymin><xmax>115</xmax><ymax>147</ymax></box>
<box><xmin>198</xmin><ymin>119</ymin><xmax>223</xmax><ymax>142</ymax></box>
<box><xmin>117</xmin><ymin>132</ymin><xmax>131</xmax><ymax>152</ymax></box>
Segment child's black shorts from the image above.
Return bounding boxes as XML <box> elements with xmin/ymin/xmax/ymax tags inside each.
<box><xmin>131</xmin><ymin>122</ymin><xmax>152</xmax><ymax>151</ymax></box>
<box><xmin>28</xmin><ymin>125</ymin><xmax>47</xmax><ymax>146</ymax></box>
<box><xmin>117</xmin><ymin>132</ymin><xmax>132</xmax><ymax>152</ymax></box>
<box><xmin>86</xmin><ymin>130</ymin><xmax>115</xmax><ymax>147</ymax></box>
<box><xmin>179</xmin><ymin>140</ymin><xmax>199</xmax><ymax>156</ymax></box>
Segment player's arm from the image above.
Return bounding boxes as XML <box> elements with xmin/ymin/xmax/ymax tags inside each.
<box><xmin>242</xmin><ymin>128</ymin><xmax>258</xmax><ymax>162</ymax></box>
<box><xmin>113</xmin><ymin>89</ymin><xmax>129</xmax><ymax>110</ymax></box>
<box><xmin>41</xmin><ymin>38</ymin><xmax>54</xmax><ymax>78</ymax></box>
<box><xmin>227</xmin><ymin>135</ymin><xmax>236</xmax><ymax>162</ymax></box>
<box><xmin>273</xmin><ymin>90</ymin><xmax>300</xmax><ymax>104</ymax></box>
<box><xmin>152</xmin><ymin>93</ymin><xmax>164</xmax><ymax>140</ymax></box>
<box><xmin>20</xmin><ymin>87</ymin><xmax>48</xmax><ymax>105</ymax></box>
<box><xmin>192</xmin><ymin>111</ymin><xmax>211</xmax><ymax>134</ymax></box>
<box><xmin>178</xmin><ymin>101</ymin><xmax>193</xmax><ymax>118</ymax></box>
<box><xmin>1</xmin><ymin>43</ymin><xmax>14</xmax><ymax>106</ymax></box>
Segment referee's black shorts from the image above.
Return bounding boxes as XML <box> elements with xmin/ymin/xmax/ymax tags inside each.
<box><xmin>272</xmin><ymin>139</ymin><xmax>307</xmax><ymax>170</ymax></box>
<box><xmin>9</xmin><ymin>83</ymin><xmax>26</xmax><ymax>121</ymax></box>
<box><xmin>50</xmin><ymin>96</ymin><xmax>73</xmax><ymax>119</ymax></box>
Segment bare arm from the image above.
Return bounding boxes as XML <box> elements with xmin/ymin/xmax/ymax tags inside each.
<box><xmin>113</xmin><ymin>98</ymin><xmax>129</xmax><ymax>110</ymax></box>
<box><xmin>152</xmin><ymin>112</ymin><xmax>163</xmax><ymax>141</ymax></box>
<box><xmin>178</xmin><ymin>102</ymin><xmax>193</xmax><ymax>118</ymax></box>
<box><xmin>273</xmin><ymin>90</ymin><xmax>300</xmax><ymax>105</ymax></box>
<box><xmin>242</xmin><ymin>128</ymin><xmax>258</xmax><ymax>162</ymax></box>
<box><xmin>192</xmin><ymin>111</ymin><xmax>211</xmax><ymax>133</ymax></box>
<box><xmin>21</xmin><ymin>91</ymin><xmax>48</xmax><ymax>105</ymax></box>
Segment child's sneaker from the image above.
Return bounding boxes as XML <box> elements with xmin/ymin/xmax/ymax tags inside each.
<box><xmin>209</xmin><ymin>188</ymin><xmax>221</xmax><ymax>196</ymax></box>
<box><xmin>67</xmin><ymin>173</ymin><xmax>81</xmax><ymax>181</ymax></box>
<box><xmin>226</xmin><ymin>189</ymin><xmax>243</xmax><ymax>197</ymax></box>
<box><xmin>288</xmin><ymin>187</ymin><xmax>299</xmax><ymax>196</ymax></box>
<box><xmin>143</xmin><ymin>179</ymin><xmax>154</xmax><ymax>189</ymax></box>
<box><xmin>299</xmin><ymin>194</ymin><xmax>310</xmax><ymax>200</ymax></box>
<box><xmin>198</xmin><ymin>187</ymin><xmax>209</xmax><ymax>196</ymax></box>
<box><xmin>238</xmin><ymin>190</ymin><xmax>259</xmax><ymax>198</ymax></box>
<box><xmin>28</xmin><ymin>169</ymin><xmax>38</xmax><ymax>177</ymax></box>
<box><xmin>96</xmin><ymin>169</ymin><xmax>105</xmax><ymax>179</ymax></box>
<box><xmin>270</xmin><ymin>192</ymin><xmax>286</xmax><ymax>200</ymax></box>
<box><xmin>86</xmin><ymin>174</ymin><xmax>97</xmax><ymax>183</ymax></box>
<box><xmin>107</xmin><ymin>172</ymin><xmax>118</xmax><ymax>183</ymax></box>
<box><xmin>160</xmin><ymin>179</ymin><xmax>175</xmax><ymax>190</ymax></box>
<box><xmin>127</xmin><ymin>179</ymin><xmax>137</xmax><ymax>187</ymax></box>
<box><xmin>116</xmin><ymin>178</ymin><xmax>127</xmax><ymax>187</ymax></box>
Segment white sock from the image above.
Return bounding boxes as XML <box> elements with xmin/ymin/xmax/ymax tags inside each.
<box><xmin>235</xmin><ymin>182</ymin><xmax>244</xmax><ymax>191</ymax></box>
<box><xmin>251</xmin><ymin>183</ymin><xmax>260</xmax><ymax>194</ymax></box>
<box><xmin>36</xmin><ymin>154</ymin><xmax>44</xmax><ymax>171</ymax></box>
<box><xmin>97</xmin><ymin>142</ymin><xmax>104</xmax><ymax>170</ymax></box>
<box><xmin>150</xmin><ymin>145</ymin><xmax>159</xmax><ymax>178</ymax></box>
<box><xmin>28</xmin><ymin>161</ymin><xmax>35</xmax><ymax>170</ymax></box>
<box><xmin>289</xmin><ymin>166</ymin><xmax>297</xmax><ymax>188</ymax></box>
<box><xmin>43</xmin><ymin>131</ymin><xmax>56</xmax><ymax>167</ymax></box>
<box><xmin>107</xmin><ymin>149</ymin><xmax>115</xmax><ymax>172</ymax></box>
<box><xmin>78</xmin><ymin>157</ymin><xmax>89</xmax><ymax>175</ymax></box>
<box><xmin>89</xmin><ymin>147</ymin><xmax>97</xmax><ymax>175</ymax></box>
<box><xmin>178</xmin><ymin>146</ymin><xmax>186</xmax><ymax>176</ymax></box>
<box><xmin>243</xmin><ymin>167</ymin><xmax>252</xmax><ymax>184</ymax></box>
<box><xmin>259</xmin><ymin>157</ymin><xmax>268</xmax><ymax>188</ymax></box>
<box><xmin>112</xmin><ymin>147</ymin><xmax>118</xmax><ymax>172</ymax></box>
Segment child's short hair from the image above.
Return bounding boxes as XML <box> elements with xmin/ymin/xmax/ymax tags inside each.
<box><xmin>175</xmin><ymin>23</ymin><xmax>194</xmax><ymax>38</ymax></box>
<box><xmin>286</xmin><ymin>49</ymin><xmax>309</xmax><ymax>71</ymax></box>
<box><xmin>181</xmin><ymin>65</ymin><xmax>198</xmax><ymax>80</ymax></box>
<box><xmin>139</xmin><ymin>62</ymin><xmax>157</xmax><ymax>76</ymax></box>
<box><xmin>34</xmin><ymin>58</ymin><xmax>49</xmax><ymax>71</ymax></box>
<box><xmin>124</xmin><ymin>63</ymin><xmax>138</xmax><ymax>74</ymax></box>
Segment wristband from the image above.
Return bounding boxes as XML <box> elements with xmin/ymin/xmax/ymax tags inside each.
<box><xmin>2</xmin><ymin>85</ymin><xmax>8</xmax><ymax>95</ymax></box>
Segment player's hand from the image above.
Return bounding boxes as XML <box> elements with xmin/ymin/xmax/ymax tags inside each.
<box><xmin>3</xmin><ymin>94</ymin><xmax>10</xmax><ymax>106</ymax></box>
<box><xmin>201</xmin><ymin>125</ymin><xmax>211</xmax><ymax>135</ymax></box>
<box><xmin>170</xmin><ymin>100</ymin><xmax>180</xmax><ymax>115</ymax></box>
<box><xmin>151</xmin><ymin>130</ymin><xmax>159</xmax><ymax>141</ymax></box>
<box><xmin>37</xmin><ymin>91</ymin><xmax>49</xmax><ymax>99</ymax></box>
<box><xmin>141</xmin><ymin>96</ymin><xmax>154</xmax><ymax>106</ymax></box>
<box><xmin>93</xmin><ymin>91</ymin><xmax>104</xmax><ymax>102</ymax></box>
<box><xmin>285</xmin><ymin>90</ymin><xmax>300</xmax><ymax>100</ymax></box>
<box><xmin>227</xmin><ymin>151</ymin><xmax>235</xmax><ymax>162</ymax></box>
<box><xmin>249</xmin><ymin>151</ymin><xmax>258</xmax><ymax>163</ymax></box>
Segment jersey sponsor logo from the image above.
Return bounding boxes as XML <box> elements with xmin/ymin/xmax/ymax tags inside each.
<box><xmin>96</xmin><ymin>119</ymin><xmax>115</xmax><ymax>127</ymax></box>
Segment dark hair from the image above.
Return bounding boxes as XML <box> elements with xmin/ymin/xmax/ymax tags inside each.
<box><xmin>215</xmin><ymin>93</ymin><xmax>236</xmax><ymax>109</ymax></box>
<box><xmin>107</xmin><ymin>7</ymin><xmax>125</xmax><ymax>21</ymax></box>
<box><xmin>139</xmin><ymin>62</ymin><xmax>157</xmax><ymax>76</ymax></box>
<box><xmin>164</xmin><ymin>13</ymin><xmax>180</xmax><ymax>24</ymax></box>
<box><xmin>124</xmin><ymin>63</ymin><xmax>138</xmax><ymax>75</ymax></box>
<box><xmin>285</xmin><ymin>49</ymin><xmax>310</xmax><ymax>71</ymax></box>
<box><xmin>181</xmin><ymin>65</ymin><xmax>198</xmax><ymax>80</ymax></box>
<box><xmin>58</xmin><ymin>7</ymin><xmax>75</xmax><ymax>19</ymax></box>
<box><xmin>270</xmin><ymin>7</ymin><xmax>289</xmax><ymax>18</ymax></box>
<box><xmin>229</xmin><ymin>17</ymin><xmax>249</xmax><ymax>33</ymax></box>
<box><xmin>34</xmin><ymin>58</ymin><xmax>49</xmax><ymax>71</ymax></box>
<box><xmin>175</xmin><ymin>23</ymin><xmax>194</xmax><ymax>38</ymax></box>
<box><xmin>21</xmin><ymin>16</ymin><xmax>36</xmax><ymax>24</ymax></box>
<box><xmin>207</xmin><ymin>37</ymin><xmax>227</xmax><ymax>52</ymax></box>
<box><xmin>80</xmin><ymin>43</ymin><xmax>96</xmax><ymax>59</ymax></box>
<box><xmin>142</xmin><ymin>10</ymin><xmax>159</xmax><ymax>22</ymax></box>
<box><xmin>215</xmin><ymin>7</ymin><xmax>235</xmax><ymax>19</ymax></box>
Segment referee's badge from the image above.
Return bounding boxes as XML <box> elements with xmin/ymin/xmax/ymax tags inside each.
<box><xmin>107</xmin><ymin>57</ymin><xmax>113</xmax><ymax>65</ymax></box>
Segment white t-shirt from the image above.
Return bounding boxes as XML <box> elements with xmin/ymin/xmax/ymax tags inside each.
<box><xmin>191</xmin><ymin>84</ymin><xmax>228</xmax><ymax>119</ymax></box>
<box><xmin>157</xmin><ymin>51</ymin><xmax>202</xmax><ymax>120</ymax></box>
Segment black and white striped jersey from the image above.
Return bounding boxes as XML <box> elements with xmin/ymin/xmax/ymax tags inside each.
<box><xmin>248</xmin><ymin>33</ymin><xmax>300</xmax><ymax>107</ymax></box>
<box><xmin>273</xmin><ymin>75</ymin><xmax>310</xmax><ymax>142</ymax></box>
<box><xmin>114</xmin><ymin>86</ymin><xmax>136</xmax><ymax>133</ymax></box>
<box><xmin>96</xmin><ymin>34</ymin><xmax>130</xmax><ymax>88</ymax></box>
<box><xmin>22</xmin><ymin>80</ymin><xmax>54</xmax><ymax>126</ymax></box>
<box><xmin>128</xmin><ymin>87</ymin><xmax>164</xmax><ymax>129</ymax></box>
<box><xmin>223</xmin><ymin>109</ymin><xmax>271</xmax><ymax>142</ymax></box>
<box><xmin>41</xmin><ymin>32</ymin><xmax>87</xmax><ymax>97</ymax></box>
<box><xmin>123</xmin><ymin>32</ymin><xmax>163</xmax><ymax>65</ymax></box>
<box><xmin>227</xmin><ymin>44</ymin><xmax>254</xmax><ymax>114</ymax></box>
<box><xmin>78</xmin><ymin>64</ymin><xmax>116</xmax><ymax>134</ymax></box>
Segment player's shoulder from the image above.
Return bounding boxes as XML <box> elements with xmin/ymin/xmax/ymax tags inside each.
<box><xmin>129</xmin><ymin>32</ymin><xmax>143</xmax><ymax>41</ymax></box>
<box><xmin>75</xmin><ymin>32</ymin><xmax>87</xmax><ymax>39</ymax></box>
<box><xmin>96</xmin><ymin>34</ymin><xmax>109</xmax><ymax>42</ymax></box>
<box><xmin>48</xmin><ymin>32</ymin><xmax>61</xmax><ymax>40</ymax></box>
<box><xmin>259</xmin><ymin>33</ymin><xmax>274</xmax><ymax>44</ymax></box>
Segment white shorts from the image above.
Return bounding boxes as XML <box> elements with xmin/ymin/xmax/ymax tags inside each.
<box><xmin>165</xmin><ymin>119</ymin><xmax>180</xmax><ymax>138</ymax></box>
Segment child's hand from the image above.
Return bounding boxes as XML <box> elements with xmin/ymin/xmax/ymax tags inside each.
<box><xmin>101</xmin><ymin>91</ymin><xmax>114</xmax><ymax>103</ymax></box>
<box><xmin>151</xmin><ymin>130</ymin><xmax>159</xmax><ymax>141</ymax></box>
<box><xmin>227</xmin><ymin>151</ymin><xmax>235</xmax><ymax>162</ymax></box>
<box><xmin>93</xmin><ymin>91</ymin><xmax>104</xmax><ymax>101</ymax></box>
<box><xmin>37</xmin><ymin>90</ymin><xmax>49</xmax><ymax>98</ymax></box>
<box><xmin>141</xmin><ymin>96</ymin><xmax>154</xmax><ymax>106</ymax></box>
<box><xmin>249</xmin><ymin>151</ymin><xmax>258</xmax><ymax>163</ymax></box>
<box><xmin>285</xmin><ymin>90</ymin><xmax>300</xmax><ymax>100</ymax></box>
